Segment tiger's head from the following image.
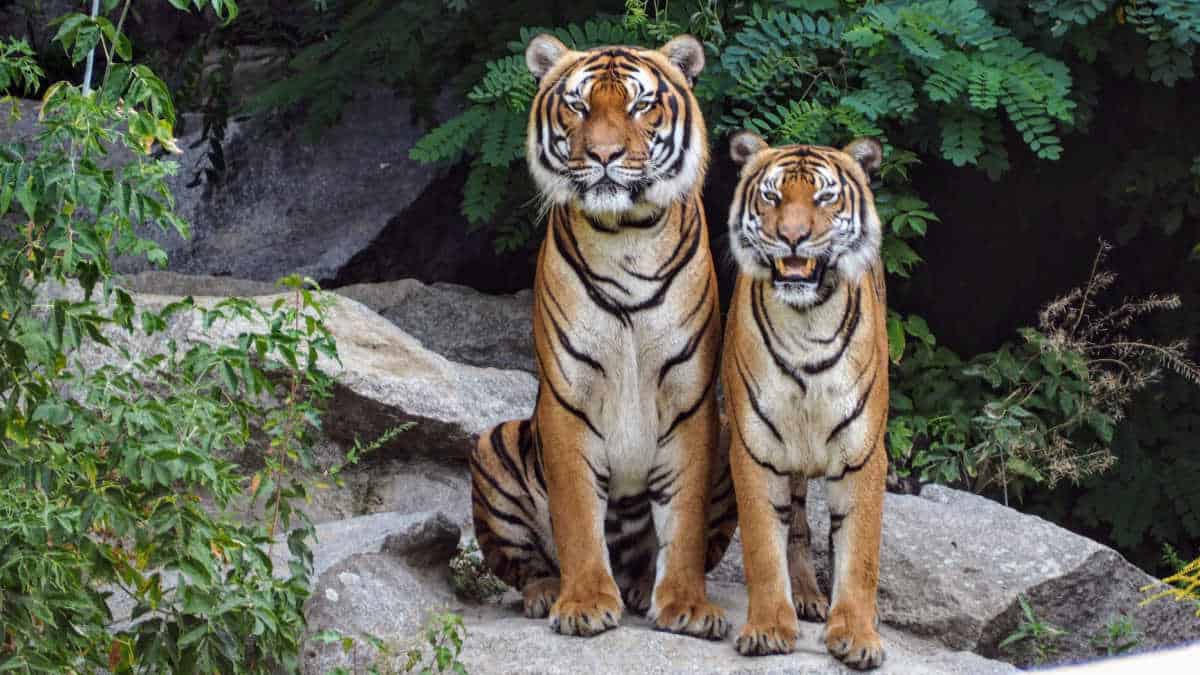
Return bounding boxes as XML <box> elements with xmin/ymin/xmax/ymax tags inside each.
<box><xmin>524</xmin><ymin>34</ymin><xmax>708</xmax><ymax>220</ymax></box>
<box><xmin>727</xmin><ymin>131</ymin><xmax>883</xmax><ymax>308</ymax></box>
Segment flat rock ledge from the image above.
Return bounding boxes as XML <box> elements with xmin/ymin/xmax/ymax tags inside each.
<box><xmin>301</xmin><ymin>511</ymin><xmax>1013</xmax><ymax>675</ymax></box>
<box><xmin>40</xmin><ymin>280</ymin><xmax>536</xmax><ymax>462</ymax></box>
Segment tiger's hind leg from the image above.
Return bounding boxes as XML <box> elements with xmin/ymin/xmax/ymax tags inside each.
<box><xmin>704</xmin><ymin>437</ymin><xmax>738</xmax><ymax>572</ymax></box>
<box><xmin>788</xmin><ymin>475</ymin><xmax>829</xmax><ymax>622</ymax></box>
<box><xmin>470</xmin><ymin>420</ymin><xmax>560</xmax><ymax>618</ymax></box>
<box><xmin>606</xmin><ymin>493</ymin><xmax>658</xmax><ymax>616</ymax></box>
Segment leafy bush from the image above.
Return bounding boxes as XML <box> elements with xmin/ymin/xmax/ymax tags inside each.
<box><xmin>889</xmin><ymin>242</ymin><xmax>1200</xmax><ymax>502</ymax></box>
<box><xmin>0</xmin><ymin>1</ymin><xmax>368</xmax><ymax>671</ymax></box>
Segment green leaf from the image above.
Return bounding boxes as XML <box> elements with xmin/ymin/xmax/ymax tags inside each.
<box><xmin>887</xmin><ymin>313</ymin><xmax>906</xmax><ymax>364</ymax></box>
<box><xmin>15</xmin><ymin>175</ymin><xmax>36</xmax><ymax>219</ymax></box>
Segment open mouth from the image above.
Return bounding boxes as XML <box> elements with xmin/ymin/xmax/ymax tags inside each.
<box><xmin>771</xmin><ymin>256</ymin><xmax>825</xmax><ymax>285</ymax></box>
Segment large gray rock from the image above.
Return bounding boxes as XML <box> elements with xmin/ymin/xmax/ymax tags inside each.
<box><xmin>336</xmin><ymin>280</ymin><xmax>535</xmax><ymax>373</ymax></box>
<box><xmin>40</xmin><ymin>281</ymin><xmax>536</xmax><ymax>462</ymax></box>
<box><xmin>461</xmin><ymin>583</ymin><xmax>1014</xmax><ymax>675</ymax></box>
<box><xmin>113</xmin><ymin>87</ymin><xmax>459</xmax><ymax>283</ymax></box>
<box><xmin>303</xmin><ymin>550</ymin><xmax>1013</xmax><ymax>675</ymax></box>
<box><xmin>119</xmin><ymin>272</ymin><xmax>536</xmax><ymax>373</ymax></box>
<box><xmin>303</xmin><ymin>510</ymin><xmax>463</xmax><ymax>674</ymax></box>
<box><xmin>711</xmin><ymin>483</ymin><xmax>1200</xmax><ymax>666</ymax></box>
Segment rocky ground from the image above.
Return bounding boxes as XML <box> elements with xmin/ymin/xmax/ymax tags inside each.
<box><xmin>43</xmin><ymin>273</ymin><xmax>1200</xmax><ymax>675</ymax></box>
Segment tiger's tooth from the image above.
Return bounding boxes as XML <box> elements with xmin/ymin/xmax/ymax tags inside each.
<box><xmin>801</xmin><ymin>257</ymin><xmax>815</xmax><ymax>275</ymax></box>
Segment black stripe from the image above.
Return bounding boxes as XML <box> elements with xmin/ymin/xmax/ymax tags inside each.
<box><xmin>470</xmin><ymin>454</ymin><xmax>537</xmax><ymax>522</ymax></box>
<box><xmin>656</xmin><ymin>348</ymin><xmax>718</xmax><ymax>447</ymax></box>
<box><xmin>801</xmin><ymin>285</ymin><xmax>861</xmax><ymax>374</ymax></box>
<box><xmin>750</xmin><ymin>280</ymin><xmax>807</xmax><ymax>393</ymax></box>
<box><xmin>730</xmin><ymin>406</ymin><xmax>790</xmax><ymax>477</ymax></box>
<box><xmin>735</xmin><ymin>352</ymin><xmax>784</xmax><ymax>443</ymax></box>
<box><xmin>825</xmin><ymin>442</ymin><xmax>878</xmax><ymax>482</ymax></box>
<box><xmin>825</xmin><ymin>367</ymin><xmax>877</xmax><ymax>445</ymax></box>
<box><xmin>543</xmin><ymin>299</ymin><xmax>607</xmax><ymax>375</ymax></box>
<box><xmin>551</xmin><ymin>212</ymin><xmax>631</xmax><ymax>326</ymax></box>
<box><xmin>543</xmin><ymin>371</ymin><xmax>604</xmax><ymax>439</ymax></box>
<box><xmin>678</xmin><ymin>274</ymin><xmax>711</xmax><ymax>327</ymax></box>
<box><xmin>657</xmin><ymin>301</ymin><xmax>714</xmax><ymax>386</ymax></box>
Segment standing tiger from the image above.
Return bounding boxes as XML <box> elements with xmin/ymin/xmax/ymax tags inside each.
<box><xmin>721</xmin><ymin>131</ymin><xmax>889</xmax><ymax>670</ymax></box>
<box><xmin>469</xmin><ymin>34</ymin><xmax>735</xmax><ymax>640</ymax></box>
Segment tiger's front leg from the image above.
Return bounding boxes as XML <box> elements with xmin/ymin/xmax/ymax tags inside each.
<box><xmin>823</xmin><ymin>438</ymin><xmax>887</xmax><ymax>670</ymax></box>
<box><xmin>648</xmin><ymin>395</ymin><xmax>729</xmax><ymax>640</ymax></box>
<box><xmin>730</xmin><ymin>428</ymin><xmax>798</xmax><ymax>655</ymax></box>
<box><xmin>538</xmin><ymin>402</ymin><xmax>623</xmax><ymax>637</ymax></box>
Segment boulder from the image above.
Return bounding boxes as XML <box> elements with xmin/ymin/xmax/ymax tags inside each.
<box><xmin>711</xmin><ymin>483</ymin><xmax>1200</xmax><ymax>666</ymax></box>
<box><xmin>120</xmin><ymin>271</ymin><xmax>537</xmax><ymax>372</ymax></box>
<box><xmin>302</xmin><ymin>511</ymin><xmax>463</xmax><ymax>674</ymax></box>
<box><xmin>460</xmin><ymin>583</ymin><xmax>1014</xmax><ymax>675</ymax></box>
<box><xmin>40</xmin><ymin>280</ymin><xmax>536</xmax><ymax>462</ymax></box>
<box><xmin>111</xmin><ymin>87</ymin><xmax>460</xmax><ymax>284</ymax></box>
<box><xmin>303</xmin><ymin>518</ymin><xmax>1014</xmax><ymax>675</ymax></box>
<box><xmin>335</xmin><ymin>280</ymin><xmax>535</xmax><ymax>373</ymax></box>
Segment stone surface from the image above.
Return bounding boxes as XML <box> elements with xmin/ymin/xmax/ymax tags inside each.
<box><xmin>120</xmin><ymin>272</ymin><xmax>536</xmax><ymax>373</ymax></box>
<box><xmin>2</xmin><ymin>89</ymin><xmax>443</xmax><ymax>286</ymax></box>
<box><xmin>110</xmin><ymin>87</ymin><xmax>459</xmax><ymax>284</ymax></box>
<box><xmin>300</xmin><ymin>510</ymin><xmax>462</xmax><ymax>580</ymax></box>
<box><xmin>336</xmin><ymin>280</ymin><xmax>535</xmax><ymax>373</ymax></box>
<box><xmin>305</xmin><ymin>558</ymin><xmax>1014</xmax><ymax>675</ymax></box>
<box><xmin>711</xmin><ymin>482</ymin><xmax>1200</xmax><ymax>665</ymax></box>
<box><xmin>40</xmin><ymin>281</ymin><xmax>536</xmax><ymax>462</ymax></box>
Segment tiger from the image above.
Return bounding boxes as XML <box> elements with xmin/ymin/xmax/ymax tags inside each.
<box><xmin>468</xmin><ymin>34</ymin><xmax>736</xmax><ymax>640</ymax></box>
<box><xmin>720</xmin><ymin>130</ymin><xmax>889</xmax><ymax>670</ymax></box>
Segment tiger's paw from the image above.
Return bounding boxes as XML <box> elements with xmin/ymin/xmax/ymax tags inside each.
<box><xmin>825</xmin><ymin>607</ymin><xmax>885</xmax><ymax>670</ymax></box>
<box><xmin>522</xmin><ymin>577</ymin><xmax>560</xmax><ymax>619</ymax></box>
<box><xmin>548</xmin><ymin>589</ymin><xmax>622</xmax><ymax>637</ymax></box>
<box><xmin>734</xmin><ymin>619</ymin><xmax>800</xmax><ymax>656</ymax></box>
<box><xmin>650</xmin><ymin>596</ymin><xmax>729</xmax><ymax>640</ymax></box>
<box><xmin>793</xmin><ymin>588</ymin><xmax>829</xmax><ymax>623</ymax></box>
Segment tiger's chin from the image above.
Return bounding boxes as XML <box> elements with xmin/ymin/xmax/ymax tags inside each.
<box><xmin>580</xmin><ymin>186</ymin><xmax>635</xmax><ymax>215</ymax></box>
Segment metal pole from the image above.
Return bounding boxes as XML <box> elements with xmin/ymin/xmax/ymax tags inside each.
<box><xmin>82</xmin><ymin>0</ymin><xmax>101</xmax><ymax>94</ymax></box>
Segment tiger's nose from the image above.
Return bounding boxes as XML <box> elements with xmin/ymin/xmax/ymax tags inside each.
<box><xmin>587</xmin><ymin>144</ymin><xmax>626</xmax><ymax>166</ymax></box>
<box><xmin>779</xmin><ymin>223</ymin><xmax>811</xmax><ymax>247</ymax></box>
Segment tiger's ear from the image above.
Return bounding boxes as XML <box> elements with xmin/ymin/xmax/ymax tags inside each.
<box><xmin>660</xmin><ymin>35</ymin><xmax>705</xmax><ymax>84</ymax></box>
<box><xmin>730</xmin><ymin>131</ymin><xmax>768</xmax><ymax>167</ymax></box>
<box><xmin>843</xmin><ymin>137</ymin><xmax>883</xmax><ymax>175</ymax></box>
<box><xmin>526</xmin><ymin>34</ymin><xmax>569</xmax><ymax>81</ymax></box>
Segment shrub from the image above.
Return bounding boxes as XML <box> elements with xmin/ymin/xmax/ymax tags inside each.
<box><xmin>0</xmin><ymin>2</ymin><xmax>365</xmax><ymax>671</ymax></box>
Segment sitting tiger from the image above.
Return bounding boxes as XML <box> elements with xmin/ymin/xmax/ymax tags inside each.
<box><xmin>469</xmin><ymin>34</ymin><xmax>736</xmax><ymax>640</ymax></box>
<box><xmin>721</xmin><ymin>131</ymin><xmax>889</xmax><ymax>670</ymax></box>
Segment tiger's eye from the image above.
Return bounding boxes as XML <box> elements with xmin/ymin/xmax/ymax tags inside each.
<box><xmin>632</xmin><ymin>100</ymin><xmax>652</xmax><ymax>113</ymax></box>
<box><xmin>568</xmin><ymin>100</ymin><xmax>587</xmax><ymax>114</ymax></box>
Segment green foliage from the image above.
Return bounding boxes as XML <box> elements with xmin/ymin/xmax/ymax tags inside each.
<box><xmin>318</xmin><ymin>613</ymin><xmax>469</xmax><ymax>675</ymax></box>
<box><xmin>888</xmin><ymin>243</ymin><xmax>1199</xmax><ymax>500</ymax></box>
<box><xmin>999</xmin><ymin>596</ymin><xmax>1069</xmax><ymax>664</ymax></box>
<box><xmin>0</xmin><ymin>1</ymin><xmax>366</xmax><ymax>670</ymax></box>
<box><xmin>1090</xmin><ymin>614</ymin><xmax>1142</xmax><ymax>656</ymax></box>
